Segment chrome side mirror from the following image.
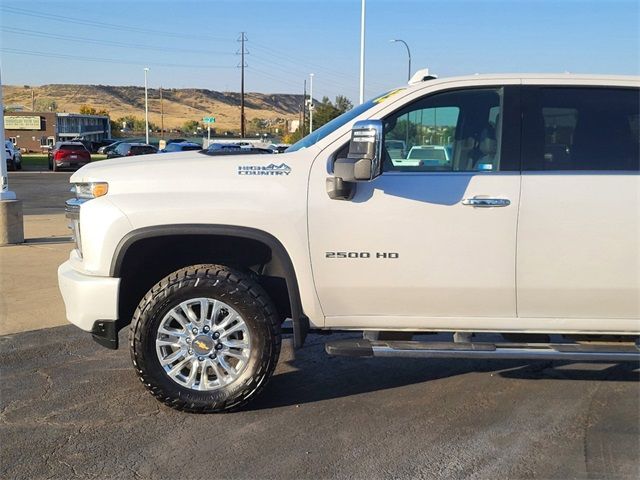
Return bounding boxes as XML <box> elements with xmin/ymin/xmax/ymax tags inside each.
<box><xmin>347</xmin><ymin>119</ymin><xmax>383</xmax><ymax>181</ymax></box>
<box><xmin>327</xmin><ymin>119</ymin><xmax>383</xmax><ymax>200</ymax></box>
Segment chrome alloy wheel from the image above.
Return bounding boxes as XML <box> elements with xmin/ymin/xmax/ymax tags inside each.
<box><xmin>155</xmin><ymin>298</ymin><xmax>252</xmax><ymax>391</ymax></box>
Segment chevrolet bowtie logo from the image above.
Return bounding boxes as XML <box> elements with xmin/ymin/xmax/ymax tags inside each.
<box><xmin>194</xmin><ymin>340</ymin><xmax>208</xmax><ymax>350</ymax></box>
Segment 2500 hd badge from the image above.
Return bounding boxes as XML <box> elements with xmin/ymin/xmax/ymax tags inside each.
<box><xmin>326</xmin><ymin>251</ymin><xmax>399</xmax><ymax>259</ymax></box>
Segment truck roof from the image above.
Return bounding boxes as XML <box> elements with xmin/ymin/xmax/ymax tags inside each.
<box><xmin>406</xmin><ymin>72</ymin><xmax>640</xmax><ymax>90</ymax></box>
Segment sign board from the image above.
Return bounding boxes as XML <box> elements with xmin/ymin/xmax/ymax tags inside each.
<box><xmin>4</xmin><ymin>115</ymin><xmax>42</xmax><ymax>130</ymax></box>
<box><xmin>203</xmin><ymin>116</ymin><xmax>216</xmax><ymax>124</ymax></box>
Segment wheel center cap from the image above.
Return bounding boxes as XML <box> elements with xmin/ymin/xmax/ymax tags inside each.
<box><xmin>192</xmin><ymin>335</ymin><xmax>214</xmax><ymax>355</ymax></box>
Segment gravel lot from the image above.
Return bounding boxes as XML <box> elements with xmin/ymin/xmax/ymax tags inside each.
<box><xmin>1</xmin><ymin>326</ymin><xmax>638</xmax><ymax>480</ymax></box>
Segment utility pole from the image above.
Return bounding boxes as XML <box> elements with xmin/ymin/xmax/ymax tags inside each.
<box><xmin>31</xmin><ymin>89</ymin><xmax>35</xmax><ymax>111</ymax></box>
<box><xmin>143</xmin><ymin>67</ymin><xmax>150</xmax><ymax>145</ymax></box>
<box><xmin>359</xmin><ymin>0</ymin><xmax>366</xmax><ymax>104</ymax></box>
<box><xmin>302</xmin><ymin>79</ymin><xmax>306</xmax><ymax>136</ymax></box>
<box><xmin>160</xmin><ymin>86</ymin><xmax>164</xmax><ymax>139</ymax></box>
<box><xmin>309</xmin><ymin>73</ymin><xmax>314</xmax><ymax>134</ymax></box>
<box><xmin>237</xmin><ymin>32</ymin><xmax>248</xmax><ymax>138</ymax></box>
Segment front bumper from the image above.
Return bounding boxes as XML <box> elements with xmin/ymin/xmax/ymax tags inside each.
<box><xmin>58</xmin><ymin>260</ymin><xmax>120</xmax><ymax>346</ymax></box>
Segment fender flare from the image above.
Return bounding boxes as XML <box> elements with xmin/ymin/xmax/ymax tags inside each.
<box><xmin>111</xmin><ymin>224</ymin><xmax>309</xmax><ymax>348</ymax></box>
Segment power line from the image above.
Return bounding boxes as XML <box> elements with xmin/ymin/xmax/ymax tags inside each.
<box><xmin>1</xmin><ymin>27</ymin><xmax>234</xmax><ymax>56</ymax></box>
<box><xmin>250</xmin><ymin>56</ymin><xmax>362</xmax><ymax>93</ymax></box>
<box><xmin>0</xmin><ymin>48</ymin><xmax>234</xmax><ymax>69</ymax></box>
<box><xmin>250</xmin><ymin>42</ymin><xmax>389</xmax><ymax>91</ymax></box>
<box><xmin>0</xmin><ymin>5</ymin><xmax>235</xmax><ymax>43</ymax></box>
<box><xmin>249</xmin><ymin>66</ymin><xmax>307</xmax><ymax>91</ymax></box>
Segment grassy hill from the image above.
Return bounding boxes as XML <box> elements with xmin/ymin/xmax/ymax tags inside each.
<box><xmin>3</xmin><ymin>84</ymin><xmax>304</xmax><ymax>132</ymax></box>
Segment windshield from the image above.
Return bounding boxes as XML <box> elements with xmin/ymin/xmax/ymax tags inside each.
<box><xmin>286</xmin><ymin>89</ymin><xmax>404</xmax><ymax>153</ymax></box>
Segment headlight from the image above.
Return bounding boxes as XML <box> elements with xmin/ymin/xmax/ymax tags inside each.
<box><xmin>66</xmin><ymin>182</ymin><xmax>107</xmax><ymax>256</ymax></box>
<box><xmin>73</xmin><ymin>182</ymin><xmax>109</xmax><ymax>199</ymax></box>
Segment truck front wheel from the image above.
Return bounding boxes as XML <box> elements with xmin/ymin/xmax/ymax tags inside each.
<box><xmin>130</xmin><ymin>264</ymin><xmax>281</xmax><ymax>413</ymax></box>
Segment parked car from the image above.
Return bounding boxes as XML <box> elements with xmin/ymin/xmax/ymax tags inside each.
<box><xmin>204</xmin><ymin>143</ymin><xmax>272</xmax><ymax>156</ymax></box>
<box><xmin>206</xmin><ymin>143</ymin><xmax>242</xmax><ymax>153</ymax></box>
<box><xmin>159</xmin><ymin>141</ymin><xmax>202</xmax><ymax>153</ymax></box>
<box><xmin>400</xmin><ymin>145</ymin><xmax>451</xmax><ymax>168</ymax></box>
<box><xmin>165</xmin><ymin>138</ymin><xmax>189</xmax><ymax>145</ymax></box>
<box><xmin>48</xmin><ymin>142</ymin><xmax>91</xmax><ymax>171</ymax></box>
<box><xmin>4</xmin><ymin>140</ymin><xmax>22</xmax><ymax>171</ymax></box>
<box><xmin>98</xmin><ymin>139</ymin><xmax>144</xmax><ymax>155</ymax></box>
<box><xmin>268</xmin><ymin>143</ymin><xmax>291</xmax><ymax>153</ymax></box>
<box><xmin>90</xmin><ymin>139</ymin><xmax>117</xmax><ymax>154</ymax></box>
<box><xmin>107</xmin><ymin>143</ymin><xmax>158</xmax><ymax>158</ymax></box>
<box><xmin>58</xmin><ymin>73</ymin><xmax>640</xmax><ymax>414</ymax></box>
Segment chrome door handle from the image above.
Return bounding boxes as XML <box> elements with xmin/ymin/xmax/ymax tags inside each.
<box><xmin>461</xmin><ymin>197</ymin><xmax>511</xmax><ymax>207</ymax></box>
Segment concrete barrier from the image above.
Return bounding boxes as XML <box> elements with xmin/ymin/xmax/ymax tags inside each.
<box><xmin>0</xmin><ymin>199</ymin><xmax>25</xmax><ymax>244</ymax></box>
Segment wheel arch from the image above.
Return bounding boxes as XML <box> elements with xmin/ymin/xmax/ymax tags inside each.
<box><xmin>111</xmin><ymin>224</ymin><xmax>309</xmax><ymax>348</ymax></box>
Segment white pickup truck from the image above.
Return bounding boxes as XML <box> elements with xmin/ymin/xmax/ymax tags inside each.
<box><xmin>58</xmin><ymin>73</ymin><xmax>640</xmax><ymax>413</ymax></box>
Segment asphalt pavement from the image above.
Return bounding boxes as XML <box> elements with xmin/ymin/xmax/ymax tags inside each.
<box><xmin>1</xmin><ymin>171</ymin><xmax>639</xmax><ymax>480</ymax></box>
<box><xmin>1</xmin><ymin>326</ymin><xmax>638</xmax><ymax>480</ymax></box>
<box><xmin>7</xmin><ymin>171</ymin><xmax>73</xmax><ymax>215</ymax></box>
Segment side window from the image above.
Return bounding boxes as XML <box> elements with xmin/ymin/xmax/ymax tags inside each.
<box><xmin>522</xmin><ymin>87</ymin><xmax>640</xmax><ymax>171</ymax></box>
<box><xmin>383</xmin><ymin>88</ymin><xmax>504</xmax><ymax>172</ymax></box>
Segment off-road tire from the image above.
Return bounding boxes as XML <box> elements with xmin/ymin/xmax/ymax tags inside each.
<box><xmin>130</xmin><ymin>264</ymin><xmax>281</xmax><ymax>413</ymax></box>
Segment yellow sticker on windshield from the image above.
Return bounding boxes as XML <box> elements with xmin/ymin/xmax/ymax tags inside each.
<box><xmin>373</xmin><ymin>88</ymin><xmax>405</xmax><ymax>104</ymax></box>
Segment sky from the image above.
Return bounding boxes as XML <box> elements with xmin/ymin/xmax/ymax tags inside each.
<box><xmin>1</xmin><ymin>0</ymin><xmax>638</xmax><ymax>104</ymax></box>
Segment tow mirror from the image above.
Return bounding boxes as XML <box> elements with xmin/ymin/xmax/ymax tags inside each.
<box><xmin>327</xmin><ymin>119</ymin><xmax>384</xmax><ymax>200</ymax></box>
<box><xmin>349</xmin><ymin>120</ymin><xmax>383</xmax><ymax>181</ymax></box>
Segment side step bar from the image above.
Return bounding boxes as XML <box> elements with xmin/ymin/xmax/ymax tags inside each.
<box><xmin>325</xmin><ymin>339</ymin><xmax>640</xmax><ymax>362</ymax></box>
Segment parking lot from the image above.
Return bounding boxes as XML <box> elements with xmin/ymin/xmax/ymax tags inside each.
<box><xmin>1</xmin><ymin>172</ymin><xmax>639</xmax><ymax>480</ymax></box>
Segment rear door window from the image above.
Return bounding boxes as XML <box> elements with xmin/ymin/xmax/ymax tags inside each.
<box><xmin>522</xmin><ymin>87</ymin><xmax>640</xmax><ymax>171</ymax></box>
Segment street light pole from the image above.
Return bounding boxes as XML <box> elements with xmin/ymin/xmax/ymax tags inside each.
<box><xmin>390</xmin><ymin>39</ymin><xmax>412</xmax><ymax>81</ymax></box>
<box><xmin>143</xmin><ymin>67</ymin><xmax>150</xmax><ymax>145</ymax></box>
<box><xmin>309</xmin><ymin>73</ymin><xmax>314</xmax><ymax>133</ymax></box>
<box><xmin>359</xmin><ymin>0</ymin><xmax>366</xmax><ymax>104</ymax></box>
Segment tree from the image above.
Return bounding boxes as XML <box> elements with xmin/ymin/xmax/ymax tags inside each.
<box><xmin>311</xmin><ymin>95</ymin><xmax>353</xmax><ymax>130</ymax></box>
<box><xmin>115</xmin><ymin>115</ymin><xmax>157</xmax><ymax>133</ymax></box>
<box><xmin>280</xmin><ymin>94</ymin><xmax>353</xmax><ymax>144</ymax></box>
<box><xmin>34</xmin><ymin>98</ymin><xmax>58</xmax><ymax>112</ymax></box>
<box><xmin>182</xmin><ymin>120</ymin><xmax>202</xmax><ymax>134</ymax></box>
<box><xmin>79</xmin><ymin>104</ymin><xmax>109</xmax><ymax>116</ymax></box>
<box><xmin>334</xmin><ymin>95</ymin><xmax>353</xmax><ymax>113</ymax></box>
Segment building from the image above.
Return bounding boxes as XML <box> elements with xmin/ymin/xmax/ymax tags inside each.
<box><xmin>3</xmin><ymin>111</ymin><xmax>111</xmax><ymax>152</ymax></box>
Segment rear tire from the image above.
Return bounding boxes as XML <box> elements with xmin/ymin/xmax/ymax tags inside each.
<box><xmin>130</xmin><ymin>264</ymin><xmax>281</xmax><ymax>413</ymax></box>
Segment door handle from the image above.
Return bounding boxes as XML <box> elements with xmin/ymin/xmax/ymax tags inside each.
<box><xmin>461</xmin><ymin>197</ymin><xmax>511</xmax><ymax>207</ymax></box>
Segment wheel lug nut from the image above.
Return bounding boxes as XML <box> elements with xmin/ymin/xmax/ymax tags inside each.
<box><xmin>212</xmin><ymin>332</ymin><xmax>220</xmax><ymax>339</ymax></box>
<box><xmin>203</xmin><ymin>326</ymin><xmax>210</xmax><ymax>333</ymax></box>
<box><xmin>188</xmin><ymin>349</ymin><xmax>193</xmax><ymax>355</ymax></box>
<box><xmin>198</xmin><ymin>356</ymin><xmax>204</xmax><ymax>362</ymax></box>
<box><xmin>209</xmin><ymin>354</ymin><xmax>216</xmax><ymax>359</ymax></box>
<box><xmin>215</xmin><ymin>343</ymin><xmax>223</xmax><ymax>350</ymax></box>
<box><xmin>186</xmin><ymin>338</ymin><xmax>191</xmax><ymax>344</ymax></box>
<box><xmin>192</xmin><ymin>328</ymin><xmax>198</xmax><ymax>335</ymax></box>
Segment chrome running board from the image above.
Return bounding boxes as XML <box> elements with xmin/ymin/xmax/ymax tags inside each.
<box><xmin>325</xmin><ymin>339</ymin><xmax>640</xmax><ymax>362</ymax></box>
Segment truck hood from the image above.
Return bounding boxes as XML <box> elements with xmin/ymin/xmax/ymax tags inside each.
<box><xmin>70</xmin><ymin>149</ymin><xmax>317</xmax><ymax>193</ymax></box>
